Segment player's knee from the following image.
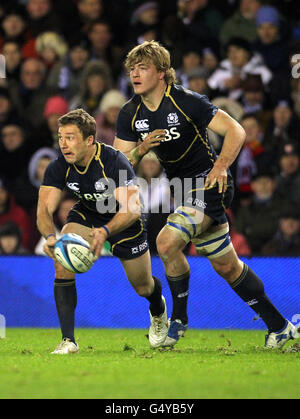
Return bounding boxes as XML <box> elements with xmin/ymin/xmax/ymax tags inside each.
<box><xmin>54</xmin><ymin>261</ymin><xmax>75</xmax><ymax>280</ymax></box>
<box><xmin>156</xmin><ymin>235</ymin><xmax>176</xmax><ymax>260</ymax></box>
<box><xmin>212</xmin><ymin>259</ymin><xmax>238</xmax><ymax>280</ymax></box>
<box><xmin>134</xmin><ymin>283</ymin><xmax>152</xmax><ymax>298</ymax></box>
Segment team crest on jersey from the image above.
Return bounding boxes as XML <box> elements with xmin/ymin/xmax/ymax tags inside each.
<box><xmin>135</xmin><ymin>119</ymin><xmax>149</xmax><ymax>131</ymax></box>
<box><xmin>167</xmin><ymin>113</ymin><xmax>180</xmax><ymax>126</ymax></box>
<box><xmin>94</xmin><ymin>179</ymin><xmax>106</xmax><ymax>192</ymax></box>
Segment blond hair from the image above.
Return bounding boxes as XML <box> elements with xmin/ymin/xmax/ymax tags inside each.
<box><xmin>125</xmin><ymin>41</ymin><xmax>177</xmax><ymax>85</ymax></box>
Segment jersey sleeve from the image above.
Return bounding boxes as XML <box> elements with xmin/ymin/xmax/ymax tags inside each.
<box><xmin>116</xmin><ymin>106</ymin><xmax>139</xmax><ymax>142</ymax></box>
<box><xmin>110</xmin><ymin>151</ymin><xmax>137</xmax><ymax>188</ymax></box>
<box><xmin>42</xmin><ymin>158</ymin><xmax>68</xmax><ymax>190</ymax></box>
<box><xmin>185</xmin><ymin>91</ymin><xmax>218</xmax><ymax>128</ymax></box>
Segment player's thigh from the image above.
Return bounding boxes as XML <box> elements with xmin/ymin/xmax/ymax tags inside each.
<box><xmin>120</xmin><ymin>250</ymin><xmax>153</xmax><ymax>292</ymax></box>
<box><xmin>55</xmin><ymin>222</ymin><xmax>93</xmax><ymax>279</ymax></box>
<box><xmin>197</xmin><ymin>222</ymin><xmax>244</xmax><ymax>282</ymax></box>
<box><xmin>157</xmin><ymin>208</ymin><xmax>213</xmax><ymax>256</ymax></box>
<box><xmin>61</xmin><ymin>222</ymin><xmax>93</xmax><ymax>244</ymax></box>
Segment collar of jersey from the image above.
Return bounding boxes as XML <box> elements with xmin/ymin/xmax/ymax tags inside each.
<box><xmin>73</xmin><ymin>142</ymin><xmax>101</xmax><ymax>175</ymax></box>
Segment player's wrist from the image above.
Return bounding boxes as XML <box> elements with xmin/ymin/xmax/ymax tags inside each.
<box><xmin>99</xmin><ymin>225</ymin><xmax>110</xmax><ymax>237</ymax></box>
<box><xmin>130</xmin><ymin>146</ymin><xmax>143</xmax><ymax>164</ymax></box>
<box><xmin>46</xmin><ymin>233</ymin><xmax>56</xmax><ymax>240</ymax></box>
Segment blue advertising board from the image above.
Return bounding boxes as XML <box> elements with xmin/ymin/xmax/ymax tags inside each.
<box><xmin>0</xmin><ymin>256</ymin><xmax>299</xmax><ymax>330</ymax></box>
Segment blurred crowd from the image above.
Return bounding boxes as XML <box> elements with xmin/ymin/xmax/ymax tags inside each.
<box><xmin>0</xmin><ymin>0</ymin><xmax>300</xmax><ymax>257</ymax></box>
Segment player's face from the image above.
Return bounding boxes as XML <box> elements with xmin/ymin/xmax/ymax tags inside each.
<box><xmin>129</xmin><ymin>61</ymin><xmax>164</xmax><ymax>96</ymax></box>
<box><xmin>58</xmin><ymin>124</ymin><xmax>92</xmax><ymax>165</ymax></box>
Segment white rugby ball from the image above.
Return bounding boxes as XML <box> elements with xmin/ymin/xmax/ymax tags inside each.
<box><xmin>54</xmin><ymin>233</ymin><xmax>94</xmax><ymax>273</ymax></box>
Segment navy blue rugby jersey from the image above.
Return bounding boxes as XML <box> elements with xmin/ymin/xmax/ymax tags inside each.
<box><xmin>42</xmin><ymin>142</ymin><xmax>136</xmax><ymax>220</ymax></box>
<box><xmin>116</xmin><ymin>84</ymin><xmax>219</xmax><ymax>179</ymax></box>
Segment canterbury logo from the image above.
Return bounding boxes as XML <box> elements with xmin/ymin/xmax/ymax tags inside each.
<box><xmin>135</xmin><ymin>119</ymin><xmax>149</xmax><ymax>131</ymax></box>
<box><xmin>67</xmin><ymin>182</ymin><xmax>80</xmax><ymax>192</ymax></box>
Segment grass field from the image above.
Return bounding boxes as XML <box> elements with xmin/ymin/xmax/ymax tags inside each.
<box><xmin>1</xmin><ymin>328</ymin><xmax>300</xmax><ymax>399</ymax></box>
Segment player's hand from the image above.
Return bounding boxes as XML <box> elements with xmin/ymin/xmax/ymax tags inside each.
<box><xmin>43</xmin><ymin>235</ymin><xmax>57</xmax><ymax>260</ymax></box>
<box><xmin>89</xmin><ymin>227</ymin><xmax>108</xmax><ymax>261</ymax></box>
<box><xmin>139</xmin><ymin>129</ymin><xmax>165</xmax><ymax>155</ymax></box>
<box><xmin>205</xmin><ymin>164</ymin><xmax>228</xmax><ymax>194</ymax></box>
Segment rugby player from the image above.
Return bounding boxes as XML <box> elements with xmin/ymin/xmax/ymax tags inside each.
<box><xmin>37</xmin><ymin>109</ymin><xmax>168</xmax><ymax>354</ymax></box>
<box><xmin>114</xmin><ymin>41</ymin><xmax>300</xmax><ymax>349</ymax></box>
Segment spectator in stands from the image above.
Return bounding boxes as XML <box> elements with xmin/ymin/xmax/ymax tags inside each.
<box><xmin>269</xmin><ymin>42</ymin><xmax>300</xmax><ymax>107</ymax></box>
<box><xmin>0</xmin><ymin>178</ymin><xmax>31</xmax><ymax>250</ymax></box>
<box><xmin>1</xmin><ymin>41</ymin><xmax>22</xmax><ymax>84</ymax></box>
<box><xmin>46</xmin><ymin>39</ymin><xmax>90</xmax><ymax>100</ymax></box>
<box><xmin>208</xmin><ymin>37</ymin><xmax>272</xmax><ymax>100</ymax></box>
<box><xmin>13</xmin><ymin>146</ymin><xmax>58</xmax><ymax>215</ymax></box>
<box><xmin>253</xmin><ymin>6</ymin><xmax>287</xmax><ymax>75</ymax></box>
<box><xmin>262</xmin><ymin>100</ymin><xmax>300</xmax><ymax>167</ymax></box>
<box><xmin>235</xmin><ymin>172</ymin><xmax>282</xmax><ymax>254</ymax></box>
<box><xmin>129</xmin><ymin>2</ymin><xmax>159</xmax><ymax>46</ymax></box>
<box><xmin>0</xmin><ymin>221</ymin><xmax>29</xmax><ymax>255</ymax></box>
<box><xmin>291</xmin><ymin>77</ymin><xmax>300</xmax><ymax>119</ymax></box>
<box><xmin>35</xmin><ymin>31</ymin><xmax>68</xmax><ymax>71</ymax></box>
<box><xmin>95</xmin><ymin>89</ymin><xmax>126</xmax><ymax>146</ymax></box>
<box><xmin>161</xmin><ymin>14</ymin><xmax>186</xmax><ymax>70</ymax></box>
<box><xmin>275</xmin><ymin>148</ymin><xmax>300</xmax><ymax>208</ymax></box>
<box><xmin>239</xmin><ymin>75</ymin><xmax>272</xmax><ymax>129</ymax></box>
<box><xmin>0</xmin><ymin>88</ymin><xmax>23</xmax><ymax>131</ymax></box>
<box><xmin>236</xmin><ymin>114</ymin><xmax>267</xmax><ymax>195</ymax></box>
<box><xmin>137</xmin><ymin>152</ymin><xmax>171</xmax><ymax>254</ymax></box>
<box><xmin>26</xmin><ymin>0</ymin><xmax>62</xmax><ymax>37</ymax></box>
<box><xmin>0</xmin><ymin>122</ymin><xmax>37</xmax><ymax>182</ymax></box>
<box><xmin>202</xmin><ymin>47</ymin><xmax>219</xmax><ymax>76</ymax></box>
<box><xmin>186</xmin><ymin>67</ymin><xmax>210</xmax><ymax>96</ymax></box>
<box><xmin>176</xmin><ymin>49</ymin><xmax>202</xmax><ymax>88</ymax></box>
<box><xmin>227</xmin><ymin>209</ymin><xmax>251</xmax><ymax>256</ymax></box>
<box><xmin>87</xmin><ymin>20</ymin><xmax>123</xmax><ymax>79</ymax></box>
<box><xmin>262</xmin><ymin>210</ymin><xmax>300</xmax><ymax>256</ymax></box>
<box><xmin>177</xmin><ymin>0</ymin><xmax>223</xmax><ymax>52</ymax></box>
<box><xmin>8</xmin><ymin>58</ymin><xmax>54</xmax><ymax>127</ymax></box>
<box><xmin>69</xmin><ymin>60</ymin><xmax>113</xmax><ymax>116</ymax></box>
<box><xmin>39</xmin><ymin>95</ymin><xmax>69</xmax><ymax>149</ymax></box>
<box><xmin>220</xmin><ymin>0</ymin><xmax>262</xmax><ymax>48</ymax></box>
<box><xmin>77</xmin><ymin>0</ymin><xmax>104</xmax><ymax>25</ymax></box>
<box><xmin>0</xmin><ymin>8</ymin><xmax>36</xmax><ymax>58</ymax></box>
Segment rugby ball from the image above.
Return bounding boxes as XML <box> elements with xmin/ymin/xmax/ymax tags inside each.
<box><xmin>54</xmin><ymin>233</ymin><xmax>94</xmax><ymax>274</ymax></box>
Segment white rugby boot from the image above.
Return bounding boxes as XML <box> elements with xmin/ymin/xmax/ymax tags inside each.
<box><xmin>265</xmin><ymin>321</ymin><xmax>300</xmax><ymax>349</ymax></box>
<box><xmin>149</xmin><ymin>296</ymin><xmax>169</xmax><ymax>348</ymax></box>
<box><xmin>51</xmin><ymin>338</ymin><xmax>79</xmax><ymax>354</ymax></box>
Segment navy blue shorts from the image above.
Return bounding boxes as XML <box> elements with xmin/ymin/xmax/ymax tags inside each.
<box><xmin>66</xmin><ymin>203</ymin><xmax>149</xmax><ymax>260</ymax></box>
<box><xmin>172</xmin><ymin>175</ymin><xmax>234</xmax><ymax>225</ymax></box>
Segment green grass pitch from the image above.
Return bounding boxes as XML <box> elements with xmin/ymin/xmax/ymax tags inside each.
<box><xmin>1</xmin><ymin>328</ymin><xmax>300</xmax><ymax>399</ymax></box>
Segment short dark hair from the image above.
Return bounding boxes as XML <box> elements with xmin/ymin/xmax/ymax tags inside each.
<box><xmin>58</xmin><ymin>109</ymin><xmax>97</xmax><ymax>141</ymax></box>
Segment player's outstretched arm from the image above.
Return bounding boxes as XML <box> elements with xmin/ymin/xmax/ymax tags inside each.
<box><xmin>37</xmin><ymin>186</ymin><xmax>62</xmax><ymax>259</ymax></box>
<box><xmin>205</xmin><ymin>109</ymin><xmax>246</xmax><ymax>193</ymax></box>
<box><xmin>90</xmin><ymin>185</ymin><xmax>142</xmax><ymax>259</ymax></box>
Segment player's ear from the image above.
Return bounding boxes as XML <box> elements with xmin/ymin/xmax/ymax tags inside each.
<box><xmin>87</xmin><ymin>135</ymin><xmax>94</xmax><ymax>146</ymax></box>
<box><xmin>159</xmin><ymin>71</ymin><xmax>165</xmax><ymax>80</ymax></box>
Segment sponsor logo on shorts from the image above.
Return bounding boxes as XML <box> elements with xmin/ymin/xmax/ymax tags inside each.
<box><xmin>135</xmin><ymin>119</ymin><xmax>149</xmax><ymax>131</ymax></box>
<box><xmin>187</xmin><ymin>197</ymin><xmax>207</xmax><ymax>209</ymax></box>
<box><xmin>131</xmin><ymin>240</ymin><xmax>148</xmax><ymax>254</ymax></box>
